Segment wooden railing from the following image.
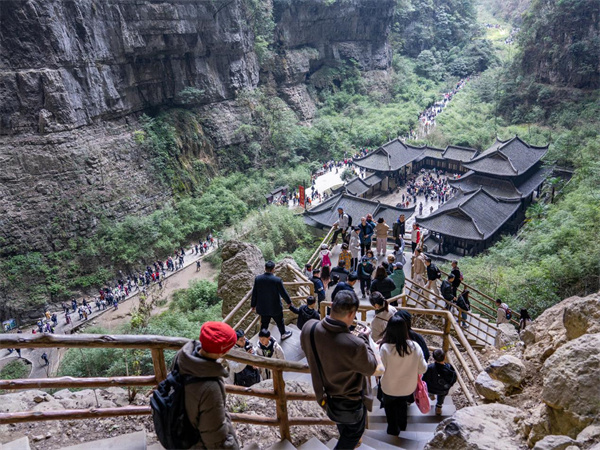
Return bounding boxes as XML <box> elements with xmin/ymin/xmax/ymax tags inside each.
<box><xmin>439</xmin><ymin>269</ymin><xmax>521</xmax><ymax>327</ymax></box>
<box><xmin>0</xmin><ymin>333</ymin><xmax>333</xmax><ymax>440</ymax></box>
<box><xmin>402</xmin><ymin>279</ymin><xmax>499</xmax><ymax>345</ymax></box>
<box><xmin>318</xmin><ymin>301</ymin><xmax>482</xmax><ymax>406</ymax></box>
<box><xmin>306</xmin><ymin>226</ymin><xmax>336</xmax><ymax>269</ymax></box>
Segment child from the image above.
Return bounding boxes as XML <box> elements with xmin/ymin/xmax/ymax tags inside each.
<box><xmin>320</xmin><ymin>244</ymin><xmax>332</xmax><ymax>268</ymax></box>
<box><xmin>174</xmin><ymin>321</ymin><xmax>239</xmax><ymax>449</ymax></box>
<box><xmin>338</xmin><ymin>243</ymin><xmax>352</xmax><ymax>272</ymax></box>
<box><xmin>230</xmin><ymin>330</ymin><xmax>261</xmax><ymax>388</ymax></box>
<box><xmin>422</xmin><ymin>349</ymin><xmax>457</xmax><ymax>415</ymax></box>
<box><xmin>256</xmin><ymin>329</ymin><xmax>286</xmax><ymax>380</ymax></box>
<box><xmin>289</xmin><ymin>295</ymin><xmax>320</xmax><ymax>330</ymax></box>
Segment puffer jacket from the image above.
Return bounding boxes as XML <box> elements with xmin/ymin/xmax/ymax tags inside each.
<box><xmin>176</xmin><ymin>341</ymin><xmax>239</xmax><ymax>449</ymax></box>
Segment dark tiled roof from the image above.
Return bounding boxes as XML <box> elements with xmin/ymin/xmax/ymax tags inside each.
<box><xmin>304</xmin><ymin>193</ymin><xmax>414</xmax><ymax>229</ymax></box>
<box><xmin>344</xmin><ymin>173</ymin><xmax>385</xmax><ymax>196</ymax></box>
<box><xmin>449</xmin><ymin>166</ymin><xmax>552</xmax><ymax>199</ymax></box>
<box><xmin>416</xmin><ymin>189</ymin><xmax>520</xmax><ymax>241</ymax></box>
<box><xmin>442</xmin><ymin>145</ymin><xmax>479</xmax><ymax>162</ymax></box>
<box><xmin>463</xmin><ymin>136</ymin><xmax>548</xmax><ymax>176</ymax></box>
<box><xmin>353</xmin><ymin>139</ymin><xmax>424</xmax><ymax>172</ymax></box>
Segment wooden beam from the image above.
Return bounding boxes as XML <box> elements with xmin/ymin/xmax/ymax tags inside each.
<box><xmin>0</xmin><ymin>406</ymin><xmax>152</xmax><ymax>424</ymax></box>
<box><xmin>273</xmin><ymin>370</ymin><xmax>291</xmax><ymax>441</ymax></box>
<box><xmin>289</xmin><ymin>417</ymin><xmax>336</xmax><ymax>426</ymax></box>
<box><xmin>0</xmin><ymin>333</ymin><xmax>188</xmax><ymax>351</ymax></box>
<box><xmin>229</xmin><ymin>413</ymin><xmax>279</xmax><ymax>426</ymax></box>
<box><xmin>151</xmin><ymin>349</ymin><xmax>168</xmax><ymax>384</ymax></box>
<box><xmin>0</xmin><ymin>376</ymin><xmax>157</xmax><ymax>390</ymax></box>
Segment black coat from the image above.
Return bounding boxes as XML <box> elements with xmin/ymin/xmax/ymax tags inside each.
<box><xmin>410</xmin><ymin>330</ymin><xmax>430</xmax><ymax>362</ymax></box>
<box><xmin>422</xmin><ymin>362</ymin><xmax>457</xmax><ymax>395</ymax></box>
<box><xmin>289</xmin><ymin>304</ymin><xmax>320</xmax><ymax>330</ymax></box>
<box><xmin>440</xmin><ymin>280</ymin><xmax>455</xmax><ymax>302</ymax></box>
<box><xmin>370</xmin><ymin>277</ymin><xmax>396</xmax><ymax>299</ymax></box>
<box><xmin>250</xmin><ymin>272</ymin><xmax>292</xmax><ymax>316</ymax></box>
<box><xmin>426</xmin><ymin>264</ymin><xmax>441</xmax><ymax>281</ymax></box>
<box><xmin>331</xmin><ymin>282</ymin><xmax>356</xmax><ymax>302</ymax></box>
<box><xmin>450</xmin><ymin>267</ymin><xmax>462</xmax><ymax>288</ymax></box>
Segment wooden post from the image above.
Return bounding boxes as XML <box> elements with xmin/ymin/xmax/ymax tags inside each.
<box><xmin>401</xmin><ymin>294</ymin><xmax>407</xmax><ymax>308</ymax></box>
<box><xmin>272</xmin><ymin>369</ymin><xmax>291</xmax><ymax>441</ymax></box>
<box><xmin>442</xmin><ymin>315</ymin><xmax>451</xmax><ymax>353</ymax></box>
<box><xmin>151</xmin><ymin>349</ymin><xmax>168</xmax><ymax>383</ymax></box>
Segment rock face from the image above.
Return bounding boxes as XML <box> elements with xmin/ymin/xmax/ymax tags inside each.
<box><xmin>532</xmin><ymin>435</ymin><xmax>577</xmax><ymax>450</ymax></box>
<box><xmin>218</xmin><ymin>240</ymin><xmax>265</xmax><ymax>324</ymax></box>
<box><xmin>562</xmin><ymin>293</ymin><xmax>600</xmax><ymax>340</ymax></box>
<box><xmin>0</xmin><ymin>0</ymin><xmax>259</xmax><ymax>134</ymax></box>
<box><xmin>541</xmin><ymin>333</ymin><xmax>600</xmax><ymax>437</ymax></box>
<box><xmin>522</xmin><ymin>298</ymin><xmax>570</xmax><ymax>364</ymax></box>
<box><xmin>425</xmin><ymin>404</ymin><xmax>526</xmax><ymax>449</ymax></box>
<box><xmin>494</xmin><ymin>323</ymin><xmax>520</xmax><ymax>349</ymax></box>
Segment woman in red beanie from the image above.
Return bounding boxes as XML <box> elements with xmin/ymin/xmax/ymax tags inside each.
<box><xmin>174</xmin><ymin>321</ymin><xmax>239</xmax><ymax>449</ymax></box>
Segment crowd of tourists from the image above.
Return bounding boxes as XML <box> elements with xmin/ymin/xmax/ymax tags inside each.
<box><xmin>418</xmin><ymin>77</ymin><xmax>471</xmax><ymax>135</ymax></box>
<box><xmin>399</xmin><ymin>168</ymin><xmax>453</xmax><ymax>210</ymax></box>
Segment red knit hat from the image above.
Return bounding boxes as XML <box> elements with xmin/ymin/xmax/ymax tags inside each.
<box><xmin>199</xmin><ymin>321</ymin><xmax>237</xmax><ymax>354</ymax></box>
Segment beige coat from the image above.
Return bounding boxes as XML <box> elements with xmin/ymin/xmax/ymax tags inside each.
<box><xmin>375</xmin><ymin>222</ymin><xmax>390</xmax><ymax>238</ymax></box>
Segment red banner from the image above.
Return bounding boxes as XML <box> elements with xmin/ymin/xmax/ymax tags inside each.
<box><xmin>299</xmin><ymin>185</ymin><xmax>305</xmax><ymax>208</ymax></box>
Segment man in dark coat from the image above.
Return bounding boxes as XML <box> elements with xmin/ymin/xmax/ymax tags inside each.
<box><xmin>450</xmin><ymin>260</ymin><xmax>463</xmax><ymax>297</ymax></box>
<box><xmin>331</xmin><ymin>272</ymin><xmax>358</xmax><ymax>302</ymax></box>
<box><xmin>251</xmin><ymin>261</ymin><xmax>293</xmax><ymax>341</ymax></box>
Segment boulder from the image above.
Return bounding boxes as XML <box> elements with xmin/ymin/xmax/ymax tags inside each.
<box><xmin>218</xmin><ymin>240</ymin><xmax>264</xmax><ymax>324</ymax></box>
<box><xmin>474</xmin><ymin>371</ymin><xmax>506</xmax><ymax>401</ymax></box>
<box><xmin>577</xmin><ymin>424</ymin><xmax>600</xmax><ymax>447</ymax></box>
<box><xmin>522</xmin><ymin>297</ymin><xmax>571</xmax><ymax>364</ymax></box>
<box><xmin>425</xmin><ymin>404</ymin><xmax>526</xmax><ymax>449</ymax></box>
<box><xmin>486</xmin><ymin>355</ymin><xmax>526</xmax><ymax>387</ymax></box>
<box><xmin>525</xmin><ymin>404</ymin><xmax>553</xmax><ymax>447</ymax></box>
<box><xmin>542</xmin><ymin>333</ymin><xmax>600</xmax><ymax>437</ymax></box>
<box><xmin>495</xmin><ymin>323</ymin><xmax>520</xmax><ymax>349</ymax></box>
<box><xmin>563</xmin><ymin>293</ymin><xmax>600</xmax><ymax>341</ymax></box>
<box><xmin>533</xmin><ymin>435</ymin><xmax>578</xmax><ymax>450</ymax></box>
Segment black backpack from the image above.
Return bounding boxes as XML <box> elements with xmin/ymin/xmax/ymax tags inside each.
<box><xmin>151</xmin><ymin>362</ymin><xmax>216</xmax><ymax>449</ymax></box>
<box><xmin>234</xmin><ymin>366</ymin><xmax>261</xmax><ymax>387</ymax></box>
<box><xmin>346</xmin><ymin>214</ymin><xmax>353</xmax><ymax>228</ymax></box>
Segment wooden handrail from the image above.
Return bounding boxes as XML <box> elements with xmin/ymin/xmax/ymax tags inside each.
<box><xmin>0</xmin><ymin>376</ymin><xmax>157</xmax><ymax>390</ymax></box>
<box><xmin>0</xmin><ymin>333</ymin><xmax>189</xmax><ymax>350</ymax></box>
<box><xmin>223</xmin><ymin>290</ymin><xmax>252</xmax><ymax>324</ymax></box>
<box><xmin>439</xmin><ymin>269</ymin><xmax>520</xmax><ymax>325</ymax></box>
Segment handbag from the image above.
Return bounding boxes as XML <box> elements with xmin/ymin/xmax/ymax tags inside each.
<box><xmin>309</xmin><ymin>322</ymin><xmax>365</xmax><ymax>424</ymax></box>
<box><xmin>414</xmin><ymin>374</ymin><xmax>431</xmax><ymax>414</ymax></box>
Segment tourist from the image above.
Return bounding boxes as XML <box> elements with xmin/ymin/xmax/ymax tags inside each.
<box><xmin>440</xmin><ymin>275</ymin><xmax>456</xmax><ymax>310</ymax></box>
<box><xmin>310</xmin><ymin>268</ymin><xmax>326</xmax><ymax>307</ymax></box>
<box><xmin>379</xmin><ymin>315</ymin><xmax>427</xmax><ymax>436</ymax></box>
<box><xmin>230</xmin><ymin>330</ymin><xmax>261</xmax><ymax>387</ymax></box>
<box><xmin>331</xmin><ymin>207</ymin><xmax>351</xmax><ymax>246</ymax></box>
<box><xmin>256</xmin><ymin>329</ymin><xmax>286</xmax><ymax>380</ymax></box>
<box><xmin>320</xmin><ymin>266</ymin><xmax>332</xmax><ymax>291</ymax></box>
<box><xmin>300</xmin><ymin>290</ymin><xmax>378</xmax><ymax>450</ymax></box>
<box><xmin>370</xmin><ymin>266</ymin><xmax>396</xmax><ymax>300</ymax></box>
<box><xmin>337</xmin><ymin>243</ymin><xmax>352</xmax><ymax>273</ymax></box>
<box><xmin>410</xmin><ymin>223</ymin><xmax>422</xmax><ymax>253</ymax></box>
<box><xmin>389</xmin><ymin>263</ymin><xmax>405</xmax><ymax>305</ymax></box>
<box><xmin>496</xmin><ymin>299</ymin><xmax>510</xmax><ymax>324</ymax></box>
<box><xmin>251</xmin><ymin>261</ymin><xmax>293</xmax><ymax>341</ymax></box>
<box><xmin>519</xmin><ymin>309</ymin><xmax>532</xmax><ymax>331</ymax></box>
<box><xmin>41</xmin><ymin>352</ymin><xmax>50</xmax><ymax>367</ymax></box>
<box><xmin>173</xmin><ymin>321</ymin><xmax>240</xmax><ymax>449</ymax></box>
<box><xmin>392</xmin><ymin>214</ymin><xmax>406</xmax><ymax>246</ymax></box>
<box><xmin>349</xmin><ymin>227</ymin><xmax>361</xmax><ymax>272</ymax></box>
<box><xmin>358</xmin><ymin>252</ymin><xmax>375</xmax><ymax>299</ymax></box>
<box><xmin>395</xmin><ymin>310</ymin><xmax>430</xmax><ymax>362</ymax></box>
<box><xmin>289</xmin><ymin>295</ymin><xmax>320</xmax><ymax>330</ymax></box>
<box><xmin>331</xmin><ymin>258</ymin><xmax>350</xmax><ymax>282</ymax></box>
<box><xmin>450</xmin><ymin>260</ymin><xmax>463</xmax><ymax>297</ymax></box>
<box><xmin>304</xmin><ymin>264</ymin><xmax>313</xmax><ymax>279</ymax></box>
<box><xmin>422</xmin><ymin>349</ymin><xmax>457</xmax><ymax>416</ymax></box>
<box><xmin>320</xmin><ymin>244</ymin><xmax>332</xmax><ymax>268</ymax></box>
<box><xmin>456</xmin><ymin>290</ymin><xmax>471</xmax><ymax>328</ymax></box>
<box><xmin>375</xmin><ymin>217</ymin><xmax>390</xmax><ymax>257</ymax></box>
<box><xmin>358</xmin><ymin>217</ymin><xmax>375</xmax><ymax>256</ymax></box>
<box><xmin>369</xmin><ymin>292</ymin><xmax>397</xmax><ymax>342</ymax></box>
<box><xmin>425</xmin><ymin>257</ymin><xmax>442</xmax><ymax>300</ymax></box>
<box><xmin>411</xmin><ymin>248</ymin><xmax>427</xmax><ymax>299</ymax></box>
<box><xmin>393</xmin><ymin>243</ymin><xmax>406</xmax><ymax>266</ymax></box>
<box><xmin>331</xmin><ymin>272</ymin><xmax>358</xmax><ymax>302</ymax></box>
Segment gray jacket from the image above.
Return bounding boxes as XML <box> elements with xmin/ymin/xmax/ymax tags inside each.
<box><xmin>176</xmin><ymin>341</ymin><xmax>239</xmax><ymax>449</ymax></box>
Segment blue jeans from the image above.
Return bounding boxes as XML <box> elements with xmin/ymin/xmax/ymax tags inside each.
<box><xmin>335</xmin><ymin>406</ymin><xmax>367</xmax><ymax>449</ymax></box>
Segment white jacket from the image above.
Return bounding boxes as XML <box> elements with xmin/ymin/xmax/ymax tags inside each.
<box><xmin>333</xmin><ymin>213</ymin><xmax>350</xmax><ymax>230</ymax></box>
<box><xmin>380</xmin><ymin>340</ymin><xmax>427</xmax><ymax>396</ymax></box>
<box><xmin>349</xmin><ymin>232</ymin><xmax>361</xmax><ymax>258</ymax></box>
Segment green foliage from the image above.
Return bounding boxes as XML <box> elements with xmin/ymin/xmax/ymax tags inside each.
<box><xmin>171</xmin><ymin>280</ymin><xmax>220</xmax><ymax>311</ymax></box>
<box><xmin>0</xmin><ymin>359</ymin><xmax>30</xmax><ymax>380</ymax></box>
<box><xmin>231</xmin><ymin>206</ymin><xmax>318</xmax><ymax>262</ymax></box>
<box><xmin>174</xmin><ymin>87</ymin><xmax>206</xmax><ymax>107</ymax></box>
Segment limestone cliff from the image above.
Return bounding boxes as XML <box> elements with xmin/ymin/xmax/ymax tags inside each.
<box><xmin>0</xmin><ymin>0</ymin><xmax>396</xmax><ymax>283</ymax></box>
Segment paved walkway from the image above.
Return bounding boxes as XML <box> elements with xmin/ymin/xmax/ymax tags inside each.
<box><xmin>0</xmin><ymin>245</ymin><xmax>218</xmax><ymax>379</ymax></box>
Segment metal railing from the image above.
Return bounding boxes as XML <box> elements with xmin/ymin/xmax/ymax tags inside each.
<box><xmin>0</xmin><ymin>333</ymin><xmax>332</xmax><ymax>441</ymax></box>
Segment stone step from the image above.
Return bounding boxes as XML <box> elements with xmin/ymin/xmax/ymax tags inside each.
<box><xmin>2</xmin><ymin>437</ymin><xmax>31</xmax><ymax>450</ymax></box>
<box><xmin>297</xmin><ymin>437</ymin><xmax>330</xmax><ymax>450</ymax></box>
<box><xmin>62</xmin><ymin>431</ymin><xmax>146</xmax><ymax>450</ymax></box>
<box><xmin>362</xmin><ymin>429</ymin><xmax>430</xmax><ymax>450</ymax></box>
<box><xmin>267</xmin><ymin>439</ymin><xmax>297</xmax><ymax>450</ymax></box>
<box><xmin>326</xmin><ymin>438</ymin><xmax>377</xmax><ymax>450</ymax></box>
<box><xmin>241</xmin><ymin>443</ymin><xmax>261</xmax><ymax>450</ymax></box>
